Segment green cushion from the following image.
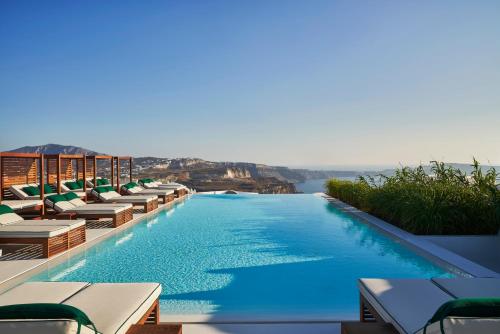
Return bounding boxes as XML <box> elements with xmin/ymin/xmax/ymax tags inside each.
<box><xmin>123</xmin><ymin>182</ymin><xmax>138</xmax><ymax>189</ymax></box>
<box><xmin>23</xmin><ymin>186</ymin><xmax>40</xmax><ymax>196</ymax></box>
<box><xmin>0</xmin><ymin>303</ymin><xmax>97</xmax><ymax>333</ymax></box>
<box><xmin>42</xmin><ymin>184</ymin><xmax>54</xmax><ymax>194</ymax></box>
<box><xmin>64</xmin><ymin>192</ymin><xmax>79</xmax><ymax>201</ymax></box>
<box><xmin>93</xmin><ymin>186</ymin><xmax>110</xmax><ymax>194</ymax></box>
<box><xmin>424</xmin><ymin>298</ymin><xmax>500</xmax><ymax>334</ymax></box>
<box><xmin>96</xmin><ymin>178</ymin><xmax>110</xmax><ymax>186</ymax></box>
<box><xmin>65</xmin><ymin>181</ymin><xmax>80</xmax><ymax>190</ymax></box>
<box><xmin>46</xmin><ymin>194</ymin><xmax>67</xmax><ymax>204</ymax></box>
<box><xmin>76</xmin><ymin>179</ymin><xmax>85</xmax><ymax>188</ymax></box>
<box><xmin>139</xmin><ymin>178</ymin><xmax>154</xmax><ymax>184</ymax></box>
<box><xmin>0</xmin><ymin>205</ymin><xmax>14</xmax><ymax>215</ymax></box>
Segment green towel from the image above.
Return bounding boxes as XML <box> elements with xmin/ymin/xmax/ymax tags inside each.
<box><xmin>424</xmin><ymin>298</ymin><xmax>500</xmax><ymax>334</ymax></box>
<box><xmin>0</xmin><ymin>303</ymin><xmax>99</xmax><ymax>334</ymax></box>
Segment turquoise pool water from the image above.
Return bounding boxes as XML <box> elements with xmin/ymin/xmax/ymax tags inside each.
<box><xmin>30</xmin><ymin>194</ymin><xmax>452</xmax><ymax>319</ymax></box>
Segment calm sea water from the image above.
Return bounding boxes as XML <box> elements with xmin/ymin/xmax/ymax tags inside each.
<box><xmin>29</xmin><ymin>194</ymin><xmax>452</xmax><ymax>320</ymax></box>
<box><xmin>295</xmin><ymin>177</ymin><xmax>356</xmax><ymax>193</ymax></box>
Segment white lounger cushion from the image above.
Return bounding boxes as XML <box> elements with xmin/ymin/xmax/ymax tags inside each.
<box><xmin>135</xmin><ymin>188</ymin><xmax>174</xmax><ymax>196</ymax></box>
<box><xmin>55</xmin><ymin>201</ymin><xmax>78</xmax><ymax>212</ymax></box>
<box><xmin>0</xmin><ymin>282</ymin><xmax>93</xmax><ymax>334</ymax></box>
<box><xmin>66</xmin><ymin>205</ymin><xmax>132</xmax><ymax>215</ymax></box>
<box><xmin>359</xmin><ymin>278</ymin><xmax>452</xmax><ymax>334</ymax></box>
<box><xmin>13</xmin><ymin>219</ymin><xmax>86</xmax><ymax>230</ymax></box>
<box><xmin>99</xmin><ymin>192</ymin><xmax>120</xmax><ymax>201</ymax></box>
<box><xmin>0</xmin><ymin>213</ymin><xmax>24</xmax><ymax>226</ymax></box>
<box><xmin>0</xmin><ymin>282</ymin><xmax>160</xmax><ymax>334</ymax></box>
<box><xmin>1</xmin><ymin>200</ymin><xmax>43</xmax><ymax>211</ymax></box>
<box><xmin>432</xmin><ymin>278</ymin><xmax>500</xmax><ymax>298</ymax></box>
<box><xmin>69</xmin><ymin>198</ymin><xmax>87</xmax><ymax>207</ymax></box>
<box><xmin>0</xmin><ymin>319</ymin><xmax>96</xmax><ymax>334</ymax></box>
<box><xmin>0</xmin><ymin>225</ymin><xmax>70</xmax><ymax>238</ymax></box>
<box><xmin>101</xmin><ymin>195</ymin><xmax>156</xmax><ymax>204</ymax></box>
<box><xmin>64</xmin><ymin>283</ymin><xmax>162</xmax><ymax>334</ymax></box>
<box><xmin>0</xmin><ymin>282</ymin><xmax>89</xmax><ymax>306</ymax></box>
<box><xmin>126</xmin><ymin>187</ymin><xmax>142</xmax><ymax>194</ymax></box>
<box><xmin>418</xmin><ymin>318</ymin><xmax>500</xmax><ymax>334</ymax></box>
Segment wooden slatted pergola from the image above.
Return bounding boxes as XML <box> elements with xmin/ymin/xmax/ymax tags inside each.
<box><xmin>85</xmin><ymin>155</ymin><xmax>114</xmax><ymax>189</ymax></box>
<box><xmin>44</xmin><ymin>154</ymin><xmax>88</xmax><ymax>199</ymax></box>
<box><xmin>114</xmin><ymin>156</ymin><xmax>133</xmax><ymax>191</ymax></box>
<box><xmin>0</xmin><ymin>152</ymin><xmax>45</xmax><ymax>211</ymax></box>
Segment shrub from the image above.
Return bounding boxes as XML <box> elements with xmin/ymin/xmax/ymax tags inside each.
<box><xmin>325</xmin><ymin>160</ymin><xmax>500</xmax><ymax>235</ymax></box>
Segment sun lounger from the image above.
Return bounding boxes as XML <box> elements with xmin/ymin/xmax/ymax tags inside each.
<box><xmin>86</xmin><ymin>177</ymin><xmax>112</xmax><ymax>189</ymax></box>
<box><xmin>59</xmin><ymin>179</ymin><xmax>91</xmax><ymax>198</ymax></box>
<box><xmin>0</xmin><ymin>281</ymin><xmax>162</xmax><ymax>334</ymax></box>
<box><xmin>91</xmin><ymin>187</ymin><xmax>158</xmax><ymax>213</ymax></box>
<box><xmin>359</xmin><ymin>278</ymin><xmax>500</xmax><ymax>334</ymax></box>
<box><xmin>44</xmin><ymin>192</ymin><xmax>133</xmax><ymax>228</ymax></box>
<box><xmin>9</xmin><ymin>183</ymin><xmax>56</xmax><ymax>200</ymax></box>
<box><xmin>120</xmin><ymin>182</ymin><xmax>175</xmax><ymax>204</ymax></box>
<box><xmin>138</xmin><ymin>179</ymin><xmax>189</xmax><ymax>197</ymax></box>
<box><xmin>432</xmin><ymin>278</ymin><xmax>500</xmax><ymax>298</ymax></box>
<box><xmin>1</xmin><ymin>199</ymin><xmax>43</xmax><ymax>212</ymax></box>
<box><xmin>0</xmin><ymin>205</ymin><xmax>86</xmax><ymax>257</ymax></box>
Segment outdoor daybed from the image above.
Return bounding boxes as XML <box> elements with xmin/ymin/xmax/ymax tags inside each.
<box><xmin>138</xmin><ymin>179</ymin><xmax>189</xmax><ymax>197</ymax></box>
<box><xmin>0</xmin><ymin>281</ymin><xmax>163</xmax><ymax>334</ymax></box>
<box><xmin>1</xmin><ymin>199</ymin><xmax>43</xmax><ymax>212</ymax></box>
<box><xmin>59</xmin><ymin>179</ymin><xmax>92</xmax><ymax>198</ymax></box>
<box><xmin>44</xmin><ymin>192</ymin><xmax>134</xmax><ymax>228</ymax></box>
<box><xmin>120</xmin><ymin>182</ymin><xmax>175</xmax><ymax>204</ymax></box>
<box><xmin>86</xmin><ymin>177</ymin><xmax>112</xmax><ymax>189</ymax></box>
<box><xmin>358</xmin><ymin>278</ymin><xmax>500</xmax><ymax>333</ymax></box>
<box><xmin>91</xmin><ymin>187</ymin><xmax>159</xmax><ymax>213</ymax></box>
<box><xmin>0</xmin><ymin>205</ymin><xmax>86</xmax><ymax>257</ymax></box>
<box><xmin>9</xmin><ymin>183</ymin><xmax>55</xmax><ymax>200</ymax></box>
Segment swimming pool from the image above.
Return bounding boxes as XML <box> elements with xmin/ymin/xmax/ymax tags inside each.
<box><xmin>30</xmin><ymin>194</ymin><xmax>452</xmax><ymax>320</ymax></box>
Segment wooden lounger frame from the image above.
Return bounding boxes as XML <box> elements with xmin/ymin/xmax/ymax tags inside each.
<box><xmin>138</xmin><ymin>299</ymin><xmax>160</xmax><ymax>325</ymax></box>
<box><xmin>174</xmin><ymin>188</ymin><xmax>188</xmax><ymax>198</ymax></box>
<box><xmin>144</xmin><ymin>198</ymin><xmax>159</xmax><ymax>212</ymax></box>
<box><xmin>71</xmin><ymin>206</ymin><xmax>134</xmax><ymax>228</ymax></box>
<box><xmin>0</xmin><ymin>225</ymin><xmax>86</xmax><ymax>258</ymax></box>
<box><xmin>360</xmin><ymin>293</ymin><xmax>384</xmax><ymax>323</ymax></box>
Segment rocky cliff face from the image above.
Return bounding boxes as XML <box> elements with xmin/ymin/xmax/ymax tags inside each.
<box><xmin>223</xmin><ymin>168</ymin><xmax>251</xmax><ymax>179</ymax></box>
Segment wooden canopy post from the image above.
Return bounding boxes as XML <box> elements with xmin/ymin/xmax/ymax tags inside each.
<box><xmin>39</xmin><ymin>154</ymin><xmax>45</xmax><ymax>215</ymax></box>
<box><xmin>56</xmin><ymin>154</ymin><xmax>61</xmax><ymax>194</ymax></box>
<box><xmin>116</xmin><ymin>157</ymin><xmax>120</xmax><ymax>191</ymax></box>
<box><xmin>111</xmin><ymin>156</ymin><xmax>115</xmax><ymax>188</ymax></box>
<box><xmin>93</xmin><ymin>156</ymin><xmax>97</xmax><ymax>188</ymax></box>
<box><xmin>129</xmin><ymin>157</ymin><xmax>133</xmax><ymax>183</ymax></box>
<box><xmin>83</xmin><ymin>156</ymin><xmax>87</xmax><ymax>202</ymax></box>
<box><xmin>75</xmin><ymin>158</ymin><xmax>79</xmax><ymax>180</ymax></box>
<box><xmin>0</xmin><ymin>153</ymin><xmax>3</xmax><ymax>204</ymax></box>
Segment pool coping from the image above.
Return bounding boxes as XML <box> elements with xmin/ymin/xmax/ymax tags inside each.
<box><xmin>318</xmin><ymin>193</ymin><xmax>500</xmax><ymax>278</ymax></box>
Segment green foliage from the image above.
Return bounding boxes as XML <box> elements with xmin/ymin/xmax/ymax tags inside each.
<box><xmin>325</xmin><ymin>160</ymin><xmax>500</xmax><ymax>235</ymax></box>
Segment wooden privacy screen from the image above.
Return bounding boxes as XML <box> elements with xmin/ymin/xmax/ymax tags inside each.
<box><xmin>79</xmin><ymin>158</ymin><xmax>94</xmax><ymax>180</ymax></box>
<box><xmin>0</xmin><ymin>156</ymin><xmax>40</xmax><ymax>199</ymax></box>
<box><xmin>46</xmin><ymin>159</ymin><xmax>74</xmax><ymax>184</ymax></box>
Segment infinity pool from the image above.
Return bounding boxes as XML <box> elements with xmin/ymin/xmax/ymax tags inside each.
<box><xmin>30</xmin><ymin>194</ymin><xmax>452</xmax><ymax>320</ymax></box>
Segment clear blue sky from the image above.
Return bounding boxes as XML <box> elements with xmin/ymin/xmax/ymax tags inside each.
<box><xmin>1</xmin><ymin>0</ymin><xmax>499</xmax><ymax>166</ymax></box>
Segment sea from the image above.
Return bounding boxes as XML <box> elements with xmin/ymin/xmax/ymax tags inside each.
<box><xmin>294</xmin><ymin>177</ymin><xmax>357</xmax><ymax>194</ymax></box>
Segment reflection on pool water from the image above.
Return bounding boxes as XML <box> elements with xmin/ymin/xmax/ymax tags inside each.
<box><xmin>30</xmin><ymin>194</ymin><xmax>453</xmax><ymax>319</ymax></box>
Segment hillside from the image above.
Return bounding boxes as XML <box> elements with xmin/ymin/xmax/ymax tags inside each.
<box><xmin>9</xmin><ymin>144</ymin><xmax>102</xmax><ymax>156</ymax></box>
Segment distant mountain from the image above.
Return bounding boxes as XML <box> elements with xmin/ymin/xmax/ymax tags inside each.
<box><xmin>8</xmin><ymin>144</ymin><xmax>103</xmax><ymax>156</ymax></box>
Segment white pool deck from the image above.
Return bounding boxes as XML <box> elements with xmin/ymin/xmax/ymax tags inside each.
<box><xmin>0</xmin><ymin>193</ymin><xmax>499</xmax><ymax>334</ymax></box>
